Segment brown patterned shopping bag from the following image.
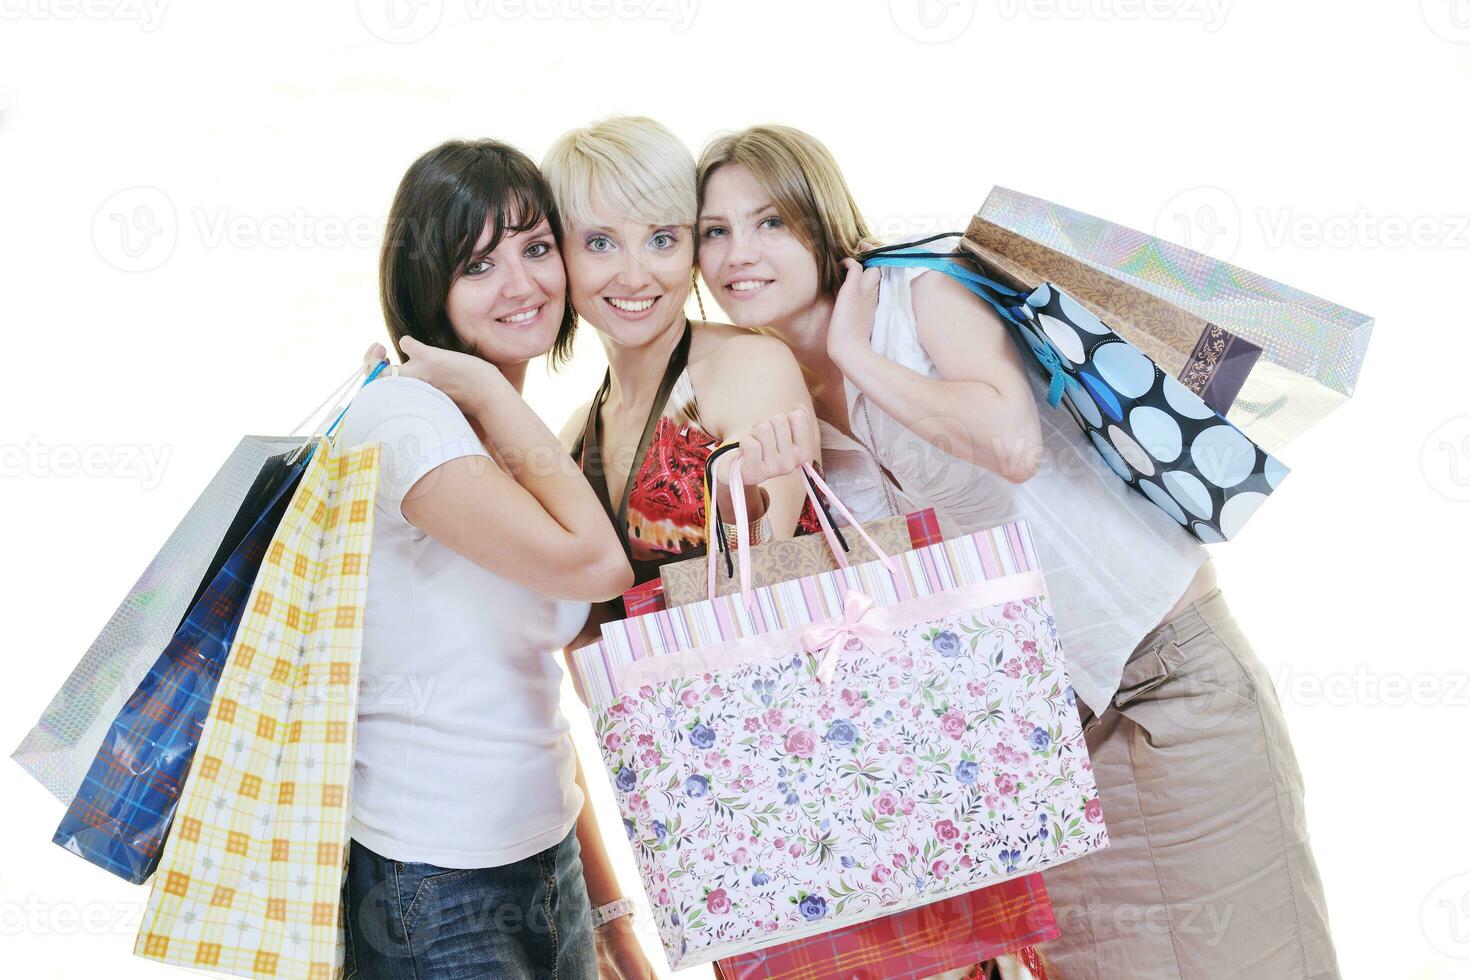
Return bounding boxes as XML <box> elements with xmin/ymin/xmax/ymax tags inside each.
<box><xmin>660</xmin><ymin>514</ymin><xmax>913</xmax><ymax>605</ymax></box>
<box><xmin>134</xmin><ymin>437</ymin><xmax>379</xmax><ymax>980</ymax></box>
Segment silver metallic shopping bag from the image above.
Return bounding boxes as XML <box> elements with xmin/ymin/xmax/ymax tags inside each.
<box><xmin>973</xmin><ymin>187</ymin><xmax>1373</xmax><ymax>452</ymax></box>
<box><xmin>12</xmin><ymin>434</ymin><xmax>307</xmax><ymax>803</ymax></box>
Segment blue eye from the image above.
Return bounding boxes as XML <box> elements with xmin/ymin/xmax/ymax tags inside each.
<box><xmin>759</xmin><ymin>215</ymin><xmax>784</xmax><ymax>230</ymax></box>
<box><xmin>651</xmin><ymin>230</ymin><xmax>678</xmax><ymax>250</ymax></box>
<box><xmin>587</xmin><ymin>234</ymin><xmax>615</xmax><ymax>253</ymax></box>
<box><xmin>701</xmin><ymin>225</ymin><xmax>727</xmax><ymax>239</ymax></box>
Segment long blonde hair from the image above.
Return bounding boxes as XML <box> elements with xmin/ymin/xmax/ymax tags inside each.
<box><xmin>697</xmin><ymin>124</ymin><xmax>874</xmax><ymax>296</ymax></box>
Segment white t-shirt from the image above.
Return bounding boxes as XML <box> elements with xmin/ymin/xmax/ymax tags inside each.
<box><xmin>334</xmin><ymin>376</ymin><xmax>589</xmax><ymax>869</ymax></box>
<box><xmin>819</xmin><ymin>246</ymin><xmax>1207</xmax><ymax>715</ymax></box>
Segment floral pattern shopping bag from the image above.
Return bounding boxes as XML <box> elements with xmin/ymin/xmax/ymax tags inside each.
<box><xmin>570</xmin><ymin>495</ymin><xmax>1107</xmax><ymax>969</ymax></box>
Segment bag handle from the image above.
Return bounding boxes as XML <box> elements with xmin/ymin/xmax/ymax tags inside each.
<box><xmin>859</xmin><ymin>240</ymin><xmax>1076</xmax><ymax>409</ymax></box>
<box><xmin>705</xmin><ymin>442</ymin><xmax>848</xmax><ymax>602</ymax></box>
<box><xmin>285</xmin><ymin>358</ymin><xmax>390</xmax><ymax>465</ymax></box>
<box><xmin>705</xmin><ymin>445</ymin><xmax>899</xmax><ymax>610</ymax></box>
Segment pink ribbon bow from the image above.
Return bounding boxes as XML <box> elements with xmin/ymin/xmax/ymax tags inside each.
<box><xmin>799</xmin><ymin>590</ymin><xmax>899</xmax><ymax>685</ymax></box>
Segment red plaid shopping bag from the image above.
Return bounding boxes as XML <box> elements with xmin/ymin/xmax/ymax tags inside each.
<box><xmin>713</xmin><ymin>873</ymin><xmax>1057</xmax><ymax>980</ymax></box>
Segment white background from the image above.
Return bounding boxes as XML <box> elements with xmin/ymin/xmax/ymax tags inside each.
<box><xmin>2</xmin><ymin>1</ymin><xmax>1467</xmax><ymax>977</ymax></box>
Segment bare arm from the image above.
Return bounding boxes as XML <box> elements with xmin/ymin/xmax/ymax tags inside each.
<box><xmin>829</xmin><ymin>261</ymin><xmax>1042</xmax><ymax>483</ymax></box>
<box><xmin>396</xmin><ymin>339</ymin><xmax>633</xmax><ymax>602</ymax></box>
<box><xmin>573</xmin><ymin>751</ymin><xmax>622</xmax><ymax>907</ymax></box>
<box><xmin>700</xmin><ymin>332</ymin><xmax>822</xmax><ymax>539</ymax></box>
<box><xmin>573</xmin><ymin>747</ymin><xmax>656</xmax><ymax>978</ymax></box>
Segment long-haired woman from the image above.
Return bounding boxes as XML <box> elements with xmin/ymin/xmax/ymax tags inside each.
<box><xmin>694</xmin><ymin>124</ymin><xmax>1339</xmax><ymax>980</ymax></box>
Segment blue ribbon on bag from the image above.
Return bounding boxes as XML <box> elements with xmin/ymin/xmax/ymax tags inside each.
<box><xmin>326</xmin><ymin>358</ymin><xmax>389</xmax><ymax>436</ymax></box>
<box><xmin>861</xmin><ymin>245</ymin><xmax>1076</xmax><ymax>409</ymax></box>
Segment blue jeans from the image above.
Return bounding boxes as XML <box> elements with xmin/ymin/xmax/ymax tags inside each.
<box><xmin>343</xmin><ymin>828</ymin><xmax>597</xmax><ymax>979</ymax></box>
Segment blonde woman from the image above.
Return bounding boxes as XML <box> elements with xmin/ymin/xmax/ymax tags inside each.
<box><xmin>695</xmin><ymin>125</ymin><xmax>1339</xmax><ymax>980</ymax></box>
<box><xmin>540</xmin><ymin>116</ymin><xmax>825</xmax><ymax>641</ymax></box>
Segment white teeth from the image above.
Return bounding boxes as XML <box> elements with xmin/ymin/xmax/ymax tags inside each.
<box><xmin>729</xmin><ymin>280</ymin><xmax>770</xmax><ymax>292</ymax></box>
<box><xmin>608</xmin><ymin>297</ymin><xmax>656</xmax><ymax>312</ymax></box>
<box><xmin>499</xmin><ymin>308</ymin><xmax>539</xmax><ymax>323</ymax></box>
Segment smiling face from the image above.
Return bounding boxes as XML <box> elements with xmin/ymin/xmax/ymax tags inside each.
<box><xmin>444</xmin><ymin>216</ymin><xmax>567</xmax><ymax>366</ymax></box>
<box><xmin>562</xmin><ymin>197</ymin><xmax>694</xmax><ymax>349</ymax></box>
<box><xmin>697</xmin><ymin>164</ymin><xmax>822</xmax><ymax>332</ymax></box>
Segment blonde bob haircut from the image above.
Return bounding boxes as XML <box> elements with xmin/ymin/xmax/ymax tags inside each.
<box><xmin>541</xmin><ymin>115</ymin><xmax>697</xmax><ymax>232</ymax></box>
<box><xmin>697</xmin><ymin>124</ymin><xmax>874</xmax><ymax>297</ymax></box>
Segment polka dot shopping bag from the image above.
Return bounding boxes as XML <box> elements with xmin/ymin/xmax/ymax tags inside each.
<box><xmin>864</xmin><ymin>239</ymin><xmax>1288</xmax><ymax>543</ymax></box>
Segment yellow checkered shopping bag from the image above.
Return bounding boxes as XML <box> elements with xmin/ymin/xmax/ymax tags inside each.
<box><xmin>135</xmin><ymin>437</ymin><xmax>379</xmax><ymax>980</ymax></box>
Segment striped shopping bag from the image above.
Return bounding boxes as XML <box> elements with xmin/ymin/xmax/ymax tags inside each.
<box><xmin>134</xmin><ymin>437</ymin><xmax>379</xmax><ymax>980</ymax></box>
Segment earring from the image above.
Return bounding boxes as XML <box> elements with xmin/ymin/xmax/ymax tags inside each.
<box><xmin>691</xmin><ymin>269</ymin><xmax>707</xmax><ymax>322</ymax></box>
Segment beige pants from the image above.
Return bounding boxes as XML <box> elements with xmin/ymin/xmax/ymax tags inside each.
<box><xmin>1036</xmin><ymin>590</ymin><xmax>1340</xmax><ymax>980</ymax></box>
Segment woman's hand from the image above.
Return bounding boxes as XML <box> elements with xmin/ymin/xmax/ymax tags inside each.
<box><xmin>716</xmin><ymin>405</ymin><xmax>820</xmax><ymax>488</ymax></box>
<box><xmin>361</xmin><ymin>341</ymin><xmax>387</xmax><ymax>377</ymax></box>
<box><xmin>594</xmin><ymin>916</ymin><xmax>655</xmax><ymax>979</ymax></box>
<box><xmin>361</xmin><ymin>336</ymin><xmax>502</xmax><ymax>417</ymax></box>
<box><xmin>826</xmin><ymin>257</ymin><xmax>882</xmax><ymax>366</ymax></box>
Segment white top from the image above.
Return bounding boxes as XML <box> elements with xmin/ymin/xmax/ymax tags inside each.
<box><xmin>819</xmin><ymin>248</ymin><xmax>1207</xmax><ymax>714</ymax></box>
<box><xmin>334</xmin><ymin>376</ymin><xmax>589</xmax><ymax>868</ymax></box>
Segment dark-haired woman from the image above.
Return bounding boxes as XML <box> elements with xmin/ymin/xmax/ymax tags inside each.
<box><xmin>337</xmin><ymin>139</ymin><xmax>652</xmax><ymax>979</ymax></box>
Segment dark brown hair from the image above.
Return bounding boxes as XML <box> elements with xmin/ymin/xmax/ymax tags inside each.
<box><xmin>379</xmin><ymin>139</ymin><xmax>577</xmax><ymax>368</ymax></box>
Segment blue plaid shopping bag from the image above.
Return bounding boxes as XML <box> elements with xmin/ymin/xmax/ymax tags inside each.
<box><xmin>51</xmin><ymin>361</ymin><xmax>389</xmax><ymax>884</ymax></box>
<box><xmin>52</xmin><ymin>452</ymin><xmax>307</xmax><ymax>882</ymax></box>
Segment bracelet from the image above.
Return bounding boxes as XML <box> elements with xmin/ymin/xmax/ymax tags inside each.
<box><xmin>591</xmin><ymin>896</ymin><xmax>636</xmax><ymax>929</ymax></box>
<box><xmin>721</xmin><ymin>513</ymin><xmax>772</xmax><ymax>549</ymax></box>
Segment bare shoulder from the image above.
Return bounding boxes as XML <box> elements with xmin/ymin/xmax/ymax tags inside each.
<box><xmin>690</xmin><ymin>321</ymin><xmax>796</xmax><ymax>365</ymax></box>
<box><xmin>910</xmin><ymin>264</ymin><xmax>984</xmax><ymax>312</ymax></box>
<box><xmin>687</xmin><ymin>324</ymin><xmax>809</xmax><ymax>438</ymax></box>
<box><xmin>691</xmin><ymin>326</ymin><xmax>801</xmax><ymax>397</ymax></box>
<box><xmin>688</xmin><ymin>319</ymin><xmax>750</xmax><ymax>359</ymax></box>
<box><xmin>911</xmin><ymin>265</ymin><xmax>1011</xmax><ymax>346</ymax></box>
